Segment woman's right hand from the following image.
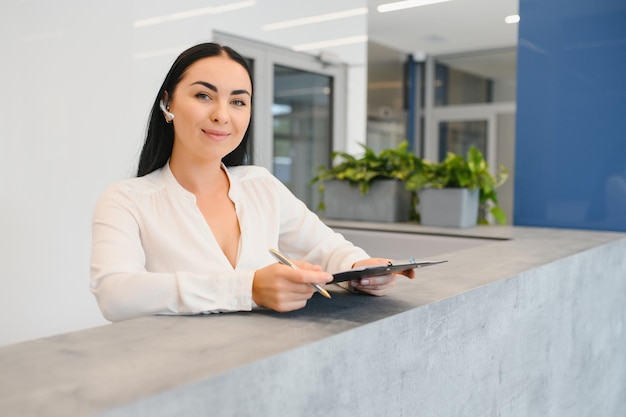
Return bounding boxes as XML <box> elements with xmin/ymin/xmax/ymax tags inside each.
<box><xmin>252</xmin><ymin>262</ymin><xmax>333</xmax><ymax>312</ymax></box>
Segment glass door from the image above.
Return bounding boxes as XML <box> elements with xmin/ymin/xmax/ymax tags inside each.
<box><xmin>272</xmin><ymin>65</ymin><xmax>333</xmax><ymax>208</ymax></box>
<box><xmin>422</xmin><ymin>51</ymin><xmax>517</xmax><ymax>223</ymax></box>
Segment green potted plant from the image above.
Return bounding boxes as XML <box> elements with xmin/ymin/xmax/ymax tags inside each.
<box><xmin>410</xmin><ymin>146</ymin><xmax>509</xmax><ymax>227</ymax></box>
<box><xmin>311</xmin><ymin>141</ymin><xmax>423</xmax><ymax>222</ymax></box>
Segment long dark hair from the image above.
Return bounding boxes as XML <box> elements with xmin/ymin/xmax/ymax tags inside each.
<box><xmin>137</xmin><ymin>43</ymin><xmax>253</xmax><ymax>177</ymax></box>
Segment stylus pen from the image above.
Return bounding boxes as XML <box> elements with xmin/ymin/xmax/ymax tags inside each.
<box><xmin>268</xmin><ymin>248</ymin><xmax>332</xmax><ymax>299</ymax></box>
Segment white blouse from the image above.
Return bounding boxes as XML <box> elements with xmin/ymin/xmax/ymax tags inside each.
<box><xmin>90</xmin><ymin>163</ymin><xmax>368</xmax><ymax>321</ymax></box>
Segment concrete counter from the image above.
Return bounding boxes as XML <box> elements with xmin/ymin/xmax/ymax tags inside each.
<box><xmin>1</xmin><ymin>226</ymin><xmax>625</xmax><ymax>416</ymax></box>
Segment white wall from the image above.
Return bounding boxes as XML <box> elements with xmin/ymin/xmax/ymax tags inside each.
<box><xmin>0</xmin><ymin>0</ymin><xmax>367</xmax><ymax>346</ymax></box>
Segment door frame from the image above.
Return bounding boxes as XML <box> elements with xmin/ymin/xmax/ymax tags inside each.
<box><xmin>427</xmin><ymin>102</ymin><xmax>516</xmax><ymax>171</ymax></box>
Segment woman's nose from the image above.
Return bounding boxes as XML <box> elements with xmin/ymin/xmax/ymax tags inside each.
<box><xmin>210</xmin><ymin>101</ymin><xmax>229</xmax><ymax>124</ymax></box>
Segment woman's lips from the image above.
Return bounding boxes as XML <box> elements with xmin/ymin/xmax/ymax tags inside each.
<box><xmin>202</xmin><ymin>129</ymin><xmax>229</xmax><ymax>141</ymax></box>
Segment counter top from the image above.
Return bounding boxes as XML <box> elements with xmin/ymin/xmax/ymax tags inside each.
<box><xmin>323</xmin><ymin>219</ymin><xmax>515</xmax><ymax>240</ymax></box>
<box><xmin>1</xmin><ymin>226</ymin><xmax>625</xmax><ymax>416</ymax></box>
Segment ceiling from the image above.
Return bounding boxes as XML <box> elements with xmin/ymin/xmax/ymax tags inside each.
<box><xmin>367</xmin><ymin>0</ymin><xmax>519</xmax><ymax>79</ymax></box>
<box><xmin>130</xmin><ymin>0</ymin><xmax>519</xmax><ymax>79</ymax></box>
<box><xmin>367</xmin><ymin>0</ymin><xmax>519</xmax><ymax>57</ymax></box>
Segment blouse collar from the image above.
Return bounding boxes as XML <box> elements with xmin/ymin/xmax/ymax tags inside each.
<box><xmin>161</xmin><ymin>160</ymin><xmax>238</xmax><ymax>202</ymax></box>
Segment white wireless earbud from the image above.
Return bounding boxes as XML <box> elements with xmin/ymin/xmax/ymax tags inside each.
<box><xmin>159</xmin><ymin>99</ymin><xmax>175</xmax><ymax>121</ymax></box>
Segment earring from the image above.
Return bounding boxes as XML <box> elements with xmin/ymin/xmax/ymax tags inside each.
<box><xmin>159</xmin><ymin>99</ymin><xmax>174</xmax><ymax>123</ymax></box>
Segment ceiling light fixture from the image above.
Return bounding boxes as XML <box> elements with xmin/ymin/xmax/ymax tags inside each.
<box><xmin>134</xmin><ymin>0</ymin><xmax>256</xmax><ymax>28</ymax></box>
<box><xmin>262</xmin><ymin>7</ymin><xmax>368</xmax><ymax>31</ymax></box>
<box><xmin>505</xmin><ymin>14</ymin><xmax>520</xmax><ymax>24</ymax></box>
<box><xmin>292</xmin><ymin>35</ymin><xmax>368</xmax><ymax>52</ymax></box>
<box><xmin>377</xmin><ymin>0</ymin><xmax>453</xmax><ymax>13</ymax></box>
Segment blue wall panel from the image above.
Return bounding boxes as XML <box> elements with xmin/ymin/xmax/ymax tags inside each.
<box><xmin>515</xmin><ymin>0</ymin><xmax>626</xmax><ymax>231</ymax></box>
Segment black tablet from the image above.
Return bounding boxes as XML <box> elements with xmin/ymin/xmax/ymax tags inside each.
<box><xmin>332</xmin><ymin>260</ymin><xmax>447</xmax><ymax>283</ymax></box>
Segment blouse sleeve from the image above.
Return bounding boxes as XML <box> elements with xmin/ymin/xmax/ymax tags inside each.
<box><xmin>90</xmin><ymin>184</ymin><xmax>255</xmax><ymax>322</ymax></box>
<box><xmin>270</xmin><ymin>176</ymin><xmax>370</xmax><ymax>273</ymax></box>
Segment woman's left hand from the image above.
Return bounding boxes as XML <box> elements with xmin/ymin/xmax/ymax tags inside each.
<box><xmin>348</xmin><ymin>258</ymin><xmax>415</xmax><ymax>296</ymax></box>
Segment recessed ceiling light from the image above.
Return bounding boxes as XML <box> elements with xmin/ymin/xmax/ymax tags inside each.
<box><xmin>292</xmin><ymin>35</ymin><xmax>368</xmax><ymax>52</ymax></box>
<box><xmin>505</xmin><ymin>14</ymin><xmax>520</xmax><ymax>24</ymax></box>
<box><xmin>262</xmin><ymin>7</ymin><xmax>368</xmax><ymax>31</ymax></box>
<box><xmin>377</xmin><ymin>0</ymin><xmax>454</xmax><ymax>13</ymax></box>
<box><xmin>134</xmin><ymin>0</ymin><xmax>256</xmax><ymax>28</ymax></box>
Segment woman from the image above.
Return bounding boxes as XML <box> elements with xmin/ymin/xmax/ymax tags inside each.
<box><xmin>90</xmin><ymin>42</ymin><xmax>413</xmax><ymax>322</ymax></box>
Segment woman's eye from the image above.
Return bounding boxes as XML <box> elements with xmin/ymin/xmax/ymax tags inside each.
<box><xmin>196</xmin><ymin>93</ymin><xmax>211</xmax><ymax>100</ymax></box>
<box><xmin>232</xmin><ymin>99</ymin><xmax>246</xmax><ymax>107</ymax></box>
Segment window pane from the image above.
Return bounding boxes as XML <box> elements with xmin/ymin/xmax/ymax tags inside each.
<box><xmin>438</xmin><ymin>120</ymin><xmax>488</xmax><ymax>161</ymax></box>
<box><xmin>435</xmin><ymin>48</ymin><xmax>517</xmax><ymax>106</ymax></box>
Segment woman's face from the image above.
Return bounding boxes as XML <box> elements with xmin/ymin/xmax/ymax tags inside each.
<box><xmin>168</xmin><ymin>54</ymin><xmax>252</xmax><ymax>165</ymax></box>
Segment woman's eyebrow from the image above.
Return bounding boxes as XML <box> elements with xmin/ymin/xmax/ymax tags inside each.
<box><xmin>191</xmin><ymin>81</ymin><xmax>218</xmax><ymax>92</ymax></box>
<box><xmin>191</xmin><ymin>81</ymin><xmax>251</xmax><ymax>96</ymax></box>
<box><xmin>232</xmin><ymin>89</ymin><xmax>251</xmax><ymax>96</ymax></box>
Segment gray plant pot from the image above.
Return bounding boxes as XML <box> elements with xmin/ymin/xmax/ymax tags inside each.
<box><xmin>322</xmin><ymin>180</ymin><xmax>411</xmax><ymax>223</ymax></box>
<box><xmin>418</xmin><ymin>188</ymin><xmax>479</xmax><ymax>228</ymax></box>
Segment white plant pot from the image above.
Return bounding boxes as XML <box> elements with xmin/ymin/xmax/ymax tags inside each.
<box><xmin>418</xmin><ymin>188</ymin><xmax>479</xmax><ymax>228</ymax></box>
<box><xmin>322</xmin><ymin>180</ymin><xmax>411</xmax><ymax>223</ymax></box>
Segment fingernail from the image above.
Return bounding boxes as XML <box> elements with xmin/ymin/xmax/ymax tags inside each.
<box><xmin>360</xmin><ymin>279</ymin><xmax>369</xmax><ymax>285</ymax></box>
